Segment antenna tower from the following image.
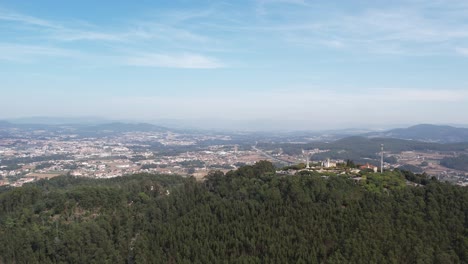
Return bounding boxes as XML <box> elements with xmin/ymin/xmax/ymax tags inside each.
<box><xmin>380</xmin><ymin>144</ymin><xmax>384</xmax><ymax>174</ymax></box>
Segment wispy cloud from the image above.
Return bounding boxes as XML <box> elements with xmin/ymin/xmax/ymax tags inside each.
<box><xmin>0</xmin><ymin>9</ymin><xmax>61</xmax><ymax>29</ymax></box>
<box><xmin>256</xmin><ymin>0</ymin><xmax>310</xmax><ymax>16</ymax></box>
<box><xmin>259</xmin><ymin>0</ymin><xmax>308</xmax><ymax>5</ymax></box>
<box><xmin>125</xmin><ymin>53</ymin><xmax>224</xmax><ymax>69</ymax></box>
<box><xmin>0</xmin><ymin>7</ymin><xmax>227</xmax><ymax>68</ymax></box>
<box><xmin>0</xmin><ymin>43</ymin><xmax>224</xmax><ymax>69</ymax></box>
<box><xmin>0</xmin><ymin>7</ymin><xmax>214</xmax><ymax>44</ymax></box>
<box><xmin>249</xmin><ymin>1</ymin><xmax>468</xmax><ymax>56</ymax></box>
<box><xmin>51</xmin><ymin>30</ymin><xmax>126</xmax><ymax>42</ymax></box>
<box><xmin>124</xmin><ymin>22</ymin><xmax>210</xmax><ymax>43</ymax></box>
<box><xmin>2</xmin><ymin>1</ymin><xmax>468</xmax><ymax>68</ymax></box>
<box><xmin>0</xmin><ymin>9</ymin><xmax>128</xmax><ymax>43</ymax></box>
<box><xmin>0</xmin><ymin>44</ymin><xmax>80</xmax><ymax>63</ymax></box>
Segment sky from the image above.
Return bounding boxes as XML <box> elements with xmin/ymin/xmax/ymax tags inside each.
<box><xmin>1</xmin><ymin>0</ymin><xmax>468</xmax><ymax>130</ymax></box>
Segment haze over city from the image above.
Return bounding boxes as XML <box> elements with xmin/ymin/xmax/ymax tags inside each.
<box><xmin>2</xmin><ymin>0</ymin><xmax>468</xmax><ymax>130</ymax></box>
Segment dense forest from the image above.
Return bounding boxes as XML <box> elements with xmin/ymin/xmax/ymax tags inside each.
<box><xmin>0</xmin><ymin>161</ymin><xmax>467</xmax><ymax>263</ymax></box>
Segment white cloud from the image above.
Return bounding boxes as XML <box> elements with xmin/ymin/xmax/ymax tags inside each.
<box><xmin>125</xmin><ymin>53</ymin><xmax>224</xmax><ymax>69</ymax></box>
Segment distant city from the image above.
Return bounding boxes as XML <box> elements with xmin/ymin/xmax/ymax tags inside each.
<box><xmin>1</xmin><ymin>119</ymin><xmax>467</xmax><ymax>187</ymax></box>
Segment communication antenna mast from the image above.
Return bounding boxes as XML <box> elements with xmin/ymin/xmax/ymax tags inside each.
<box><xmin>380</xmin><ymin>144</ymin><xmax>384</xmax><ymax>174</ymax></box>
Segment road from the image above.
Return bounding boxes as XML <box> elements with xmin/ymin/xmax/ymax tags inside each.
<box><xmin>252</xmin><ymin>145</ymin><xmax>295</xmax><ymax>166</ymax></box>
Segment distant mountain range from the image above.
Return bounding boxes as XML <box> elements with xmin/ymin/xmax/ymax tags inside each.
<box><xmin>77</xmin><ymin>122</ymin><xmax>167</xmax><ymax>133</ymax></box>
<box><xmin>0</xmin><ymin>121</ymin><xmax>168</xmax><ymax>136</ymax></box>
<box><xmin>364</xmin><ymin>124</ymin><xmax>468</xmax><ymax>143</ymax></box>
<box><xmin>2</xmin><ymin>118</ymin><xmax>468</xmax><ymax>143</ymax></box>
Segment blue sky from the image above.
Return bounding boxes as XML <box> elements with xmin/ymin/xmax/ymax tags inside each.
<box><xmin>1</xmin><ymin>0</ymin><xmax>468</xmax><ymax>129</ymax></box>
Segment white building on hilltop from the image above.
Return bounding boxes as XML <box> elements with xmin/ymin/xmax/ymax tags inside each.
<box><xmin>321</xmin><ymin>158</ymin><xmax>337</xmax><ymax>168</ymax></box>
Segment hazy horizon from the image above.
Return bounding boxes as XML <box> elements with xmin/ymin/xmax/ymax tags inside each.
<box><xmin>2</xmin><ymin>1</ymin><xmax>468</xmax><ymax>128</ymax></box>
<box><xmin>3</xmin><ymin>115</ymin><xmax>468</xmax><ymax>132</ymax></box>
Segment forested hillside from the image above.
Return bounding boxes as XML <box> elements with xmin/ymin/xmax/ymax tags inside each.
<box><xmin>0</xmin><ymin>162</ymin><xmax>467</xmax><ymax>263</ymax></box>
<box><xmin>440</xmin><ymin>155</ymin><xmax>468</xmax><ymax>172</ymax></box>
